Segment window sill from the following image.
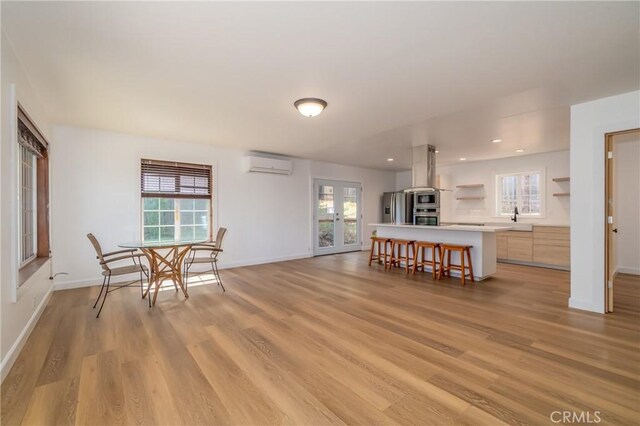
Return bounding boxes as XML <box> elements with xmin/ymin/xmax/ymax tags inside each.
<box><xmin>18</xmin><ymin>256</ymin><xmax>50</xmax><ymax>287</ymax></box>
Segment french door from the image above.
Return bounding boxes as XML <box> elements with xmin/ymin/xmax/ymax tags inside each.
<box><xmin>313</xmin><ymin>179</ymin><xmax>362</xmax><ymax>256</ymax></box>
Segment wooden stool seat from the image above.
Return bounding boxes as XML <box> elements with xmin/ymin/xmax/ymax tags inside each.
<box><xmin>438</xmin><ymin>244</ymin><xmax>474</xmax><ymax>285</ymax></box>
<box><xmin>412</xmin><ymin>241</ymin><xmax>441</xmax><ymax>278</ymax></box>
<box><xmin>369</xmin><ymin>237</ymin><xmax>391</xmax><ymax>268</ymax></box>
<box><xmin>389</xmin><ymin>238</ymin><xmax>416</xmax><ymax>273</ymax></box>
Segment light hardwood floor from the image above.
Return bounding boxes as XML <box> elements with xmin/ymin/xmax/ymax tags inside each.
<box><xmin>2</xmin><ymin>252</ymin><xmax>639</xmax><ymax>425</ymax></box>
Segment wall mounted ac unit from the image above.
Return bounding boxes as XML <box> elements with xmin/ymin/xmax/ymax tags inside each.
<box><xmin>244</xmin><ymin>156</ymin><xmax>293</xmax><ymax>175</ymax></box>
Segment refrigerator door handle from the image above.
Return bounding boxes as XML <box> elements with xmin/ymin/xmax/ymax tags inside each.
<box><xmin>391</xmin><ymin>192</ymin><xmax>396</xmax><ymax>224</ymax></box>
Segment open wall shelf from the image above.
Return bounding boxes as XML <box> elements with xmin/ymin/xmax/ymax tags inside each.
<box><xmin>552</xmin><ymin>177</ymin><xmax>570</xmax><ymax>182</ymax></box>
<box><xmin>456</xmin><ymin>184</ymin><xmax>484</xmax><ymax>189</ymax></box>
<box><xmin>553</xmin><ymin>192</ymin><xmax>570</xmax><ymax>197</ymax></box>
<box><xmin>456</xmin><ymin>197</ymin><xmax>485</xmax><ymax>200</ymax></box>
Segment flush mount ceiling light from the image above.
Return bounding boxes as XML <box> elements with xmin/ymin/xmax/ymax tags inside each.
<box><xmin>435</xmin><ymin>150</ymin><xmax>439</xmax><ymax>153</ymax></box>
<box><xmin>387</xmin><ymin>158</ymin><xmax>394</xmax><ymax>162</ymax></box>
<box><xmin>294</xmin><ymin>98</ymin><xmax>327</xmax><ymax>117</ymax></box>
<box><xmin>516</xmin><ymin>149</ymin><xmax>525</xmax><ymax>153</ymax></box>
<box><xmin>459</xmin><ymin>157</ymin><xmax>467</xmax><ymax>161</ymax></box>
<box><xmin>491</xmin><ymin>139</ymin><xmax>502</xmax><ymax>143</ymax></box>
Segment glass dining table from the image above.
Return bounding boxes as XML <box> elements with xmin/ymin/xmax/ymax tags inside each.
<box><xmin>119</xmin><ymin>238</ymin><xmax>210</xmax><ymax>306</ymax></box>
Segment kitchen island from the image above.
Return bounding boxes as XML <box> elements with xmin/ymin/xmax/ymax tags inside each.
<box><xmin>370</xmin><ymin>223</ymin><xmax>511</xmax><ymax>280</ymax></box>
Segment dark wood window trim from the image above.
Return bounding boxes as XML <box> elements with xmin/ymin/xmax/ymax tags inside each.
<box><xmin>17</xmin><ymin>104</ymin><xmax>50</xmax><ymax>285</ymax></box>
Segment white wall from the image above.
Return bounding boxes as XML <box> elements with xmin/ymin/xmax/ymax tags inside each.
<box><xmin>570</xmin><ymin>90</ymin><xmax>640</xmax><ymax>313</ymax></box>
<box><xmin>615</xmin><ymin>139</ymin><xmax>640</xmax><ymax>275</ymax></box>
<box><xmin>437</xmin><ymin>150</ymin><xmax>570</xmax><ymax>225</ymax></box>
<box><xmin>1</xmin><ymin>32</ymin><xmax>54</xmax><ymax>378</ymax></box>
<box><xmin>395</xmin><ymin>170</ymin><xmax>412</xmax><ymax>191</ymax></box>
<box><xmin>50</xmin><ymin>126</ymin><xmax>396</xmax><ymax>288</ymax></box>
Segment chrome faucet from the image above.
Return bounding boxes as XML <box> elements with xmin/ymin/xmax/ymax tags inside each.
<box><xmin>511</xmin><ymin>206</ymin><xmax>519</xmax><ymax>222</ymax></box>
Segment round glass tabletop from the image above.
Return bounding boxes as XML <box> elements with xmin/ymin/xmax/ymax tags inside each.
<box><xmin>118</xmin><ymin>239</ymin><xmax>211</xmax><ymax>249</ymax></box>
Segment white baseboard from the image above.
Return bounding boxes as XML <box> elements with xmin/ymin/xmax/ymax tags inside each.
<box><xmin>568</xmin><ymin>297</ymin><xmax>604</xmax><ymax>314</ymax></box>
<box><xmin>617</xmin><ymin>266</ymin><xmax>640</xmax><ymax>276</ymax></box>
<box><xmin>1</xmin><ymin>286</ymin><xmax>53</xmax><ymax>383</ymax></box>
<box><xmin>221</xmin><ymin>252</ymin><xmax>312</xmax><ymax>269</ymax></box>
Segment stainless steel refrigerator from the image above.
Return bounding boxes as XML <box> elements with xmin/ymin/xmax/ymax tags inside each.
<box><xmin>382</xmin><ymin>192</ymin><xmax>414</xmax><ymax>224</ymax></box>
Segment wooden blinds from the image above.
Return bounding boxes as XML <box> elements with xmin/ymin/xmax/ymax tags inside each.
<box><xmin>141</xmin><ymin>159</ymin><xmax>212</xmax><ymax>199</ymax></box>
<box><xmin>18</xmin><ymin>106</ymin><xmax>48</xmax><ymax>158</ymax></box>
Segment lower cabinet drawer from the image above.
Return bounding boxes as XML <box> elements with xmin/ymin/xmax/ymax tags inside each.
<box><xmin>533</xmin><ymin>244</ymin><xmax>570</xmax><ymax>266</ymax></box>
<box><xmin>507</xmin><ymin>237</ymin><xmax>533</xmax><ymax>261</ymax></box>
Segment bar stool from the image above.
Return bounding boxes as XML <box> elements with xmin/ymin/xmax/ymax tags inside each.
<box><xmin>369</xmin><ymin>236</ymin><xmax>391</xmax><ymax>267</ymax></box>
<box><xmin>412</xmin><ymin>241</ymin><xmax>441</xmax><ymax>279</ymax></box>
<box><xmin>388</xmin><ymin>239</ymin><xmax>416</xmax><ymax>273</ymax></box>
<box><xmin>438</xmin><ymin>244</ymin><xmax>474</xmax><ymax>285</ymax></box>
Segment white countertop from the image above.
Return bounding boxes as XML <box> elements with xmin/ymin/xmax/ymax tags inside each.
<box><xmin>370</xmin><ymin>223</ymin><xmax>512</xmax><ymax>233</ymax></box>
<box><xmin>442</xmin><ymin>221</ymin><xmax>569</xmax><ymax>228</ymax></box>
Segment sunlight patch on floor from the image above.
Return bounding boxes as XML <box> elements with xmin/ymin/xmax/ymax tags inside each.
<box><xmin>153</xmin><ymin>273</ymin><xmax>219</xmax><ymax>292</ymax></box>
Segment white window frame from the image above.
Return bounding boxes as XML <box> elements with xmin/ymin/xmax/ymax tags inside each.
<box><xmin>141</xmin><ymin>197</ymin><xmax>212</xmax><ymax>242</ymax></box>
<box><xmin>18</xmin><ymin>144</ymin><xmax>38</xmax><ymax>268</ymax></box>
<box><xmin>494</xmin><ymin>170</ymin><xmax>546</xmax><ymax>218</ymax></box>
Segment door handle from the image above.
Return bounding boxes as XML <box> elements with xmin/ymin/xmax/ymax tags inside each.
<box><xmin>612</xmin><ymin>228</ymin><xmax>618</xmax><ymax>233</ymax></box>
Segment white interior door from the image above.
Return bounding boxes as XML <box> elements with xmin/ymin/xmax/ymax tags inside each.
<box><xmin>314</xmin><ymin>179</ymin><xmax>362</xmax><ymax>256</ymax></box>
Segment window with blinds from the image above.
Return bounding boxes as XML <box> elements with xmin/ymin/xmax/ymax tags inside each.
<box><xmin>141</xmin><ymin>159</ymin><xmax>212</xmax><ymax>242</ymax></box>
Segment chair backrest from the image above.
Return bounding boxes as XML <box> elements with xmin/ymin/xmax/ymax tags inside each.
<box><xmin>214</xmin><ymin>227</ymin><xmax>227</xmax><ymax>251</ymax></box>
<box><xmin>87</xmin><ymin>233</ymin><xmax>108</xmax><ymax>271</ymax></box>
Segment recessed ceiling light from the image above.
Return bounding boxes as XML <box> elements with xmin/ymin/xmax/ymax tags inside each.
<box><xmin>435</xmin><ymin>150</ymin><xmax>439</xmax><ymax>153</ymax></box>
<box><xmin>459</xmin><ymin>157</ymin><xmax>467</xmax><ymax>161</ymax></box>
<box><xmin>491</xmin><ymin>139</ymin><xmax>502</xmax><ymax>143</ymax></box>
<box><xmin>516</xmin><ymin>149</ymin><xmax>525</xmax><ymax>153</ymax></box>
<box><xmin>294</xmin><ymin>98</ymin><xmax>327</xmax><ymax>117</ymax></box>
<box><xmin>387</xmin><ymin>158</ymin><xmax>394</xmax><ymax>162</ymax></box>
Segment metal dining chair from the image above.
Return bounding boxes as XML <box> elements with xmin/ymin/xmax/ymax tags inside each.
<box><xmin>184</xmin><ymin>227</ymin><xmax>227</xmax><ymax>292</ymax></box>
<box><xmin>87</xmin><ymin>233</ymin><xmax>150</xmax><ymax>317</ymax></box>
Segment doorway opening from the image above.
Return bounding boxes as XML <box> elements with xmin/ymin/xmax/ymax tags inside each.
<box><xmin>604</xmin><ymin>129</ymin><xmax>640</xmax><ymax>313</ymax></box>
<box><xmin>313</xmin><ymin>179</ymin><xmax>362</xmax><ymax>256</ymax></box>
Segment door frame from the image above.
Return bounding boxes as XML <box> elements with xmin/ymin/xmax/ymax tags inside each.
<box><xmin>604</xmin><ymin>128</ymin><xmax>640</xmax><ymax>313</ymax></box>
<box><xmin>311</xmin><ymin>178</ymin><xmax>363</xmax><ymax>256</ymax></box>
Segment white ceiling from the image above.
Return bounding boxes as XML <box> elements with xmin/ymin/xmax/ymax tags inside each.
<box><xmin>2</xmin><ymin>1</ymin><xmax>638</xmax><ymax>170</ymax></box>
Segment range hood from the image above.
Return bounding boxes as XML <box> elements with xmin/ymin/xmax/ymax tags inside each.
<box><xmin>404</xmin><ymin>144</ymin><xmax>445</xmax><ymax>192</ymax></box>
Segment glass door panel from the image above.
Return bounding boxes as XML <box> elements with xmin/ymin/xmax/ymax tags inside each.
<box><xmin>343</xmin><ymin>186</ymin><xmax>358</xmax><ymax>246</ymax></box>
<box><xmin>317</xmin><ymin>184</ymin><xmax>335</xmax><ymax>248</ymax></box>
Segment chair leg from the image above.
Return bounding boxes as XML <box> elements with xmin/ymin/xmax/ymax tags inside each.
<box><xmin>93</xmin><ymin>275</ymin><xmax>107</xmax><ymax>309</ymax></box>
<box><xmin>213</xmin><ymin>261</ymin><xmax>225</xmax><ymax>292</ymax></box>
<box><xmin>431</xmin><ymin>246</ymin><xmax>437</xmax><ymax>279</ymax></box>
<box><xmin>466</xmin><ymin>248</ymin><xmax>475</xmax><ymax>282</ymax></box>
<box><xmin>382</xmin><ymin>242</ymin><xmax>387</xmax><ymax>268</ymax></box>
<box><xmin>460</xmin><ymin>250</ymin><xmax>466</xmax><ymax>286</ymax></box>
<box><xmin>96</xmin><ymin>273</ymin><xmax>111</xmax><ymax>318</ymax></box>
<box><xmin>147</xmin><ymin>274</ymin><xmax>152</xmax><ymax>308</ymax></box>
<box><xmin>368</xmin><ymin>241</ymin><xmax>376</xmax><ymax>266</ymax></box>
<box><xmin>184</xmin><ymin>261</ymin><xmax>190</xmax><ymax>292</ymax></box>
<box><xmin>405</xmin><ymin>243</ymin><xmax>411</xmax><ymax>273</ymax></box>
